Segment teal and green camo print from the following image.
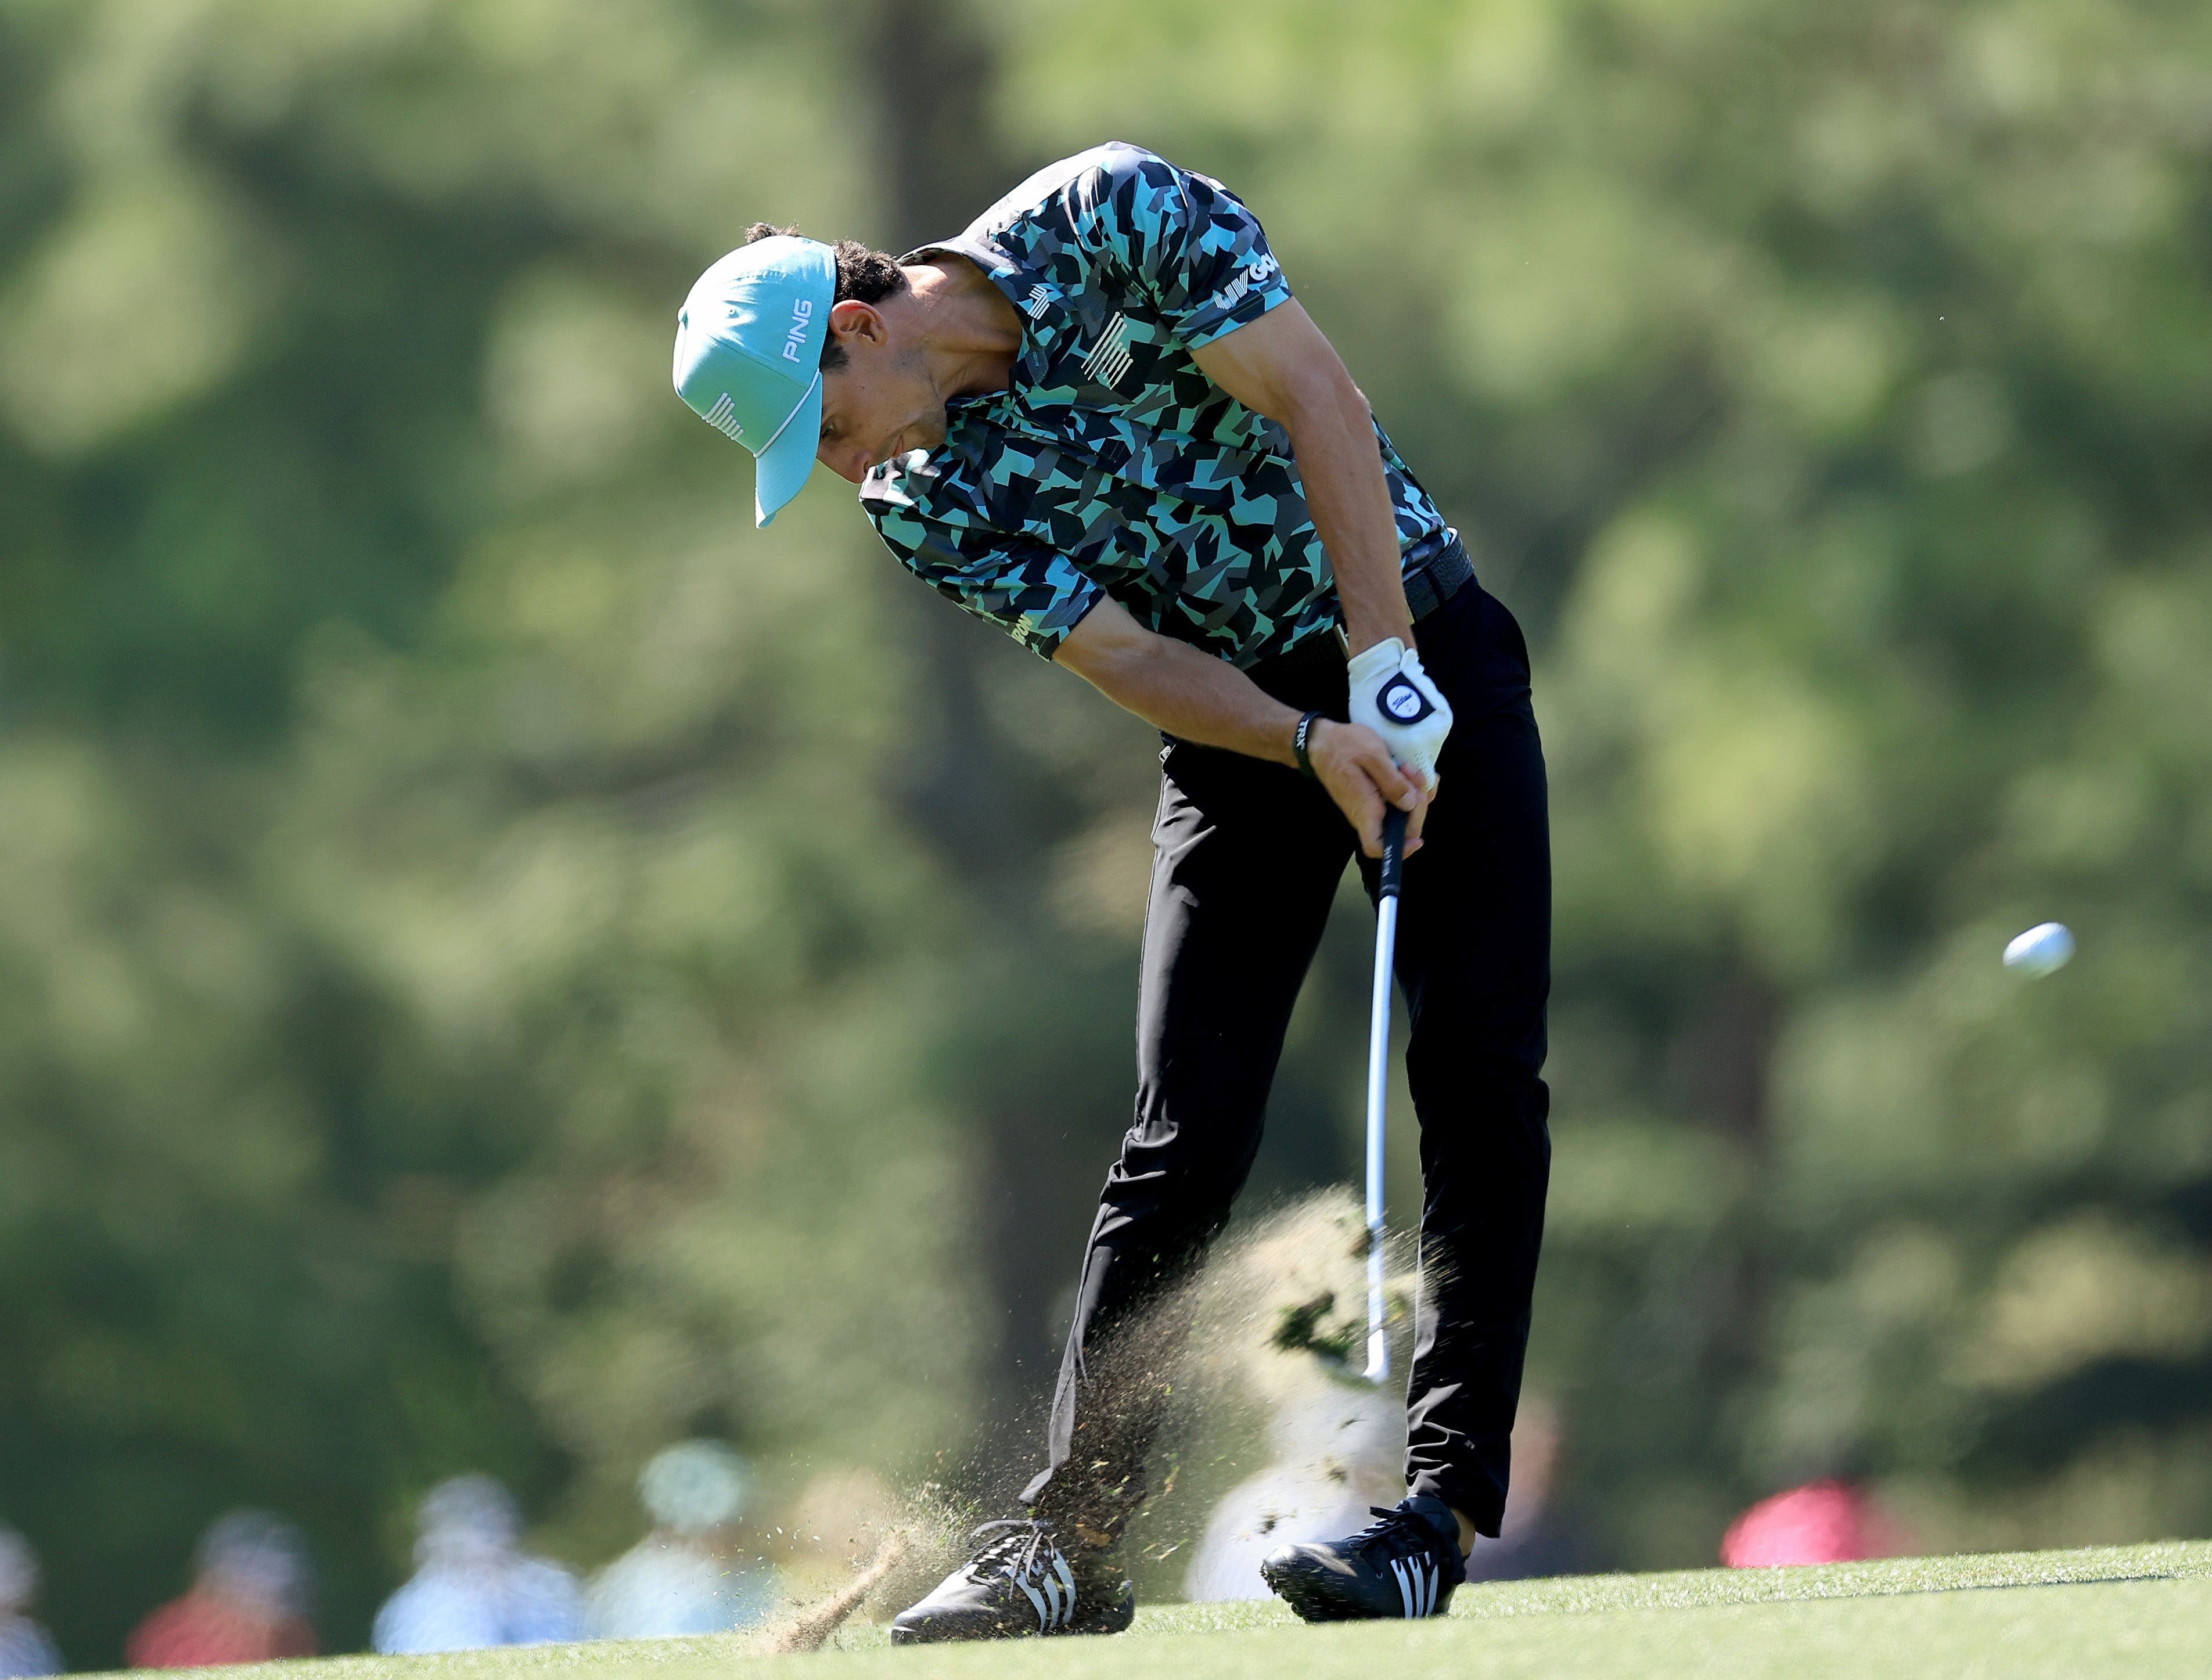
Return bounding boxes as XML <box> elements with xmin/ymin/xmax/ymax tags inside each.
<box><xmin>858</xmin><ymin>142</ymin><xmax>1456</xmax><ymax>668</ymax></box>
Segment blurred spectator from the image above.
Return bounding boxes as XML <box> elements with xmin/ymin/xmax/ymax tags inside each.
<box><xmin>1462</xmin><ymin>1399</ymin><xmax>1601</xmax><ymax>1583</ymax></box>
<box><xmin>0</xmin><ymin>1525</ymin><xmax>61</xmax><ymax>1678</ymax></box>
<box><xmin>589</xmin><ymin>1441</ymin><xmax>775</xmax><ymax>1638</ymax></box>
<box><xmin>372</xmin><ymin>1475</ymin><xmax>583</xmax><ymax>1653</ymax></box>
<box><xmin>126</xmin><ymin>1510</ymin><xmax>316</xmax><ymax>1668</ymax></box>
<box><xmin>1721</xmin><ymin>1480</ymin><xmax>1914</xmax><ymax>1567</ymax></box>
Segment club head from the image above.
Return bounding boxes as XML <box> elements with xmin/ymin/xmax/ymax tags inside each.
<box><xmin>1365</xmin><ymin>1328</ymin><xmax>1390</xmax><ymax>1383</ymax></box>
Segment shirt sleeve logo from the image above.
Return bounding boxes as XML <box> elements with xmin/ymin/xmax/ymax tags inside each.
<box><xmin>1023</xmin><ymin>284</ymin><xmax>1058</xmax><ymax>320</ymax></box>
<box><xmin>1208</xmin><ymin>250</ymin><xmax>1282</xmax><ymax>315</ymax></box>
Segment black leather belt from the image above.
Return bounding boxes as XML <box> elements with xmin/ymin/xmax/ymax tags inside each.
<box><xmin>1404</xmin><ymin>536</ymin><xmax>1473</xmax><ymax>624</ymax></box>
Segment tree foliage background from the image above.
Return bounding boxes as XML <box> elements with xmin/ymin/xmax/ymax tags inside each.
<box><xmin>1</xmin><ymin>0</ymin><xmax>2207</xmax><ymax>1660</ymax></box>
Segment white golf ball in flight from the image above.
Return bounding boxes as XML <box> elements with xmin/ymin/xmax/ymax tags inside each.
<box><xmin>2003</xmin><ymin>922</ymin><xmax>2074</xmax><ymax>976</ymax></box>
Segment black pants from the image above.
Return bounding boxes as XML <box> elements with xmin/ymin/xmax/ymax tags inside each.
<box><xmin>1021</xmin><ymin>577</ymin><xmax>1553</xmax><ymax>1544</ymax></box>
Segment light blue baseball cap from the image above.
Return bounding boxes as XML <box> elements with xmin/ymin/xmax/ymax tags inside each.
<box><xmin>672</xmin><ymin>235</ymin><xmax>836</xmax><ymax>527</ymax></box>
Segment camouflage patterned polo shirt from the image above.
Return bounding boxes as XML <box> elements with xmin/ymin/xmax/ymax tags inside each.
<box><xmin>857</xmin><ymin>142</ymin><xmax>1456</xmax><ymax>668</ymax></box>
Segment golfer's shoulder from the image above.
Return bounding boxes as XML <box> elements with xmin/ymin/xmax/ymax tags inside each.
<box><xmin>972</xmin><ymin>142</ymin><xmax>1228</xmax><ymax>243</ymax></box>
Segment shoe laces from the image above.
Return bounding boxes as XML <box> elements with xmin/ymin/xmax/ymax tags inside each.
<box><xmin>964</xmin><ymin>1519</ymin><xmax>1072</xmax><ymax>1588</ymax></box>
<box><xmin>1348</xmin><ymin>1505</ymin><xmax>1448</xmax><ymax>1564</ymax></box>
<box><xmin>1349</xmin><ymin>1506</ymin><xmax>1452</xmax><ymax>1620</ymax></box>
<box><xmin>963</xmin><ymin>1520</ymin><xmax>1082</xmax><ymax>1631</ymax></box>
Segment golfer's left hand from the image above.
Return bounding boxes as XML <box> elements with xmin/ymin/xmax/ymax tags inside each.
<box><xmin>1346</xmin><ymin>636</ymin><xmax>1453</xmax><ymax>787</ymax></box>
<box><xmin>1309</xmin><ymin>719</ymin><xmax>1434</xmax><ymax>860</ymax></box>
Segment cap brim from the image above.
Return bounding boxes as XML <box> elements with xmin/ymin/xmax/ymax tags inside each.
<box><xmin>753</xmin><ymin>374</ymin><xmax>823</xmax><ymax>528</ymax></box>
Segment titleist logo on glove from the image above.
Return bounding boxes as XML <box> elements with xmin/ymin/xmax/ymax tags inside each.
<box><xmin>1346</xmin><ymin>636</ymin><xmax>1454</xmax><ymax>785</ymax></box>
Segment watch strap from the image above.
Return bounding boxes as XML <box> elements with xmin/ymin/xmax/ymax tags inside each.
<box><xmin>1292</xmin><ymin>710</ymin><xmax>1323</xmax><ymax>779</ymax></box>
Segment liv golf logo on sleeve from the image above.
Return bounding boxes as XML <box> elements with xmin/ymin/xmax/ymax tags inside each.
<box><xmin>1209</xmin><ymin>250</ymin><xmax>1282</xmax><ymax>315</ymax></box>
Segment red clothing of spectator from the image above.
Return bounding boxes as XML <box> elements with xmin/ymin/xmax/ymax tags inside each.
<box><xmin>1720</xmin><ymin>1480</ymin><xmax>1912</xmax><ymax>1567</ymax></box>
<box><xmin>125</xmin><ymin>1591</ymin><xmax>316</xmax><ymax>1669</ymax></box>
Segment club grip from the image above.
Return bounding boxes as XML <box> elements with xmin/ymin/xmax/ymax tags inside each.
<box><xmin>1380</xmin><ymin>806</ymin><xmax>1408</xmax><ymax>900</ymax></box>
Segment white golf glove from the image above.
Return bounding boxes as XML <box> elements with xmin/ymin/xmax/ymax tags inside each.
<box><xmin>1347</xmin><ymin>636</ymin><xmax>1453</xmax><ymax>786</ymax></box>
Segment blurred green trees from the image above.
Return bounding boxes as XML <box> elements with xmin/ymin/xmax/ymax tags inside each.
<box><xmin>1</xmin><ymin>0</ymin><xmax>2207</xmax><ymax>1660</ymax></box>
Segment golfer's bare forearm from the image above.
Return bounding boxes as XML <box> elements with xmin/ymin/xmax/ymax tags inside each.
<box><xmin>1190</xmin><ymin>303</ymin><xmax>1413</xmax><ymax>656</ymax></box>
<box><xmin>1276</xmin><ymin>375</ymin><xmax>1412</xmax><ymax>657</ymax></box>
<box><xmin>1055</xmin><ymin>609</ymin><xmax>1302</xmax><ymax>765</ymax></box>
<box><xmin>1056</xmin><ymin>596</ymin><xmax>1425</xmax><ymax>856</ymax></box>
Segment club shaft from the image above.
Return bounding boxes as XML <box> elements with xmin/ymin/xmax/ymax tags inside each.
<box><xmin>1364</xmin><ymin>892</ymin><xmax>1398</xmax><ymax>1381</ymax></box>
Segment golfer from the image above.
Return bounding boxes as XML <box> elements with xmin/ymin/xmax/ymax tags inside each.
<box><xmin>672</xmin><ymin>142</ymin><xmax>1551</xmax><ymax>1638</ymax></box>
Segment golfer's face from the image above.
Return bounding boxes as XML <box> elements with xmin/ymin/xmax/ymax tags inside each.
<box><xmin>816</xmin><ymin>351</ymin><xmax>945</xmax><ymax>483</ymax></box>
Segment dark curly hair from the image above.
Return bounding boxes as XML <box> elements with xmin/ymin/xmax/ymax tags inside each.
<box><xmin>746</xmin><ymin>224</ymin><xmax>908</xmax><ymax>372</ymax></box>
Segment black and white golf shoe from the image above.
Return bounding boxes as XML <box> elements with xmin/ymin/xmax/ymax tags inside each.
<box><xmin>889</xmin><ymin>1519</ymin><xmax>1135</xmax><ymax>1645</ymax></box>
<box><xmin>1260</xmin><ymin>1496</ymin><xmax>1465</xmax><ymax>1623</ymax></box>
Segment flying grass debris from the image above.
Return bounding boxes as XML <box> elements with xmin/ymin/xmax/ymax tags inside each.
<box><xmin>1172</xmin><ymin>1192</ymin><xmax>1419</xmax><ymax>1601</ymax></box>
<box><xmin>1271</xmin><ymin>1293</ymin><xmax>1359</xmax><ymax>1365</ymax></box>
<box><xmin>764</xmin><ymin>1531</ymin><xmax>909</xmax><ymax>1653</ymax></box>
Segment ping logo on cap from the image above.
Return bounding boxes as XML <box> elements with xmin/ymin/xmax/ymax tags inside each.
<box><xmin>782</xmin><ymin>297</ymin><xmax>814</xmax><ymax>362</ymax></box>
<box><xmin>1380</xmin><ymin>674</ymin><xmax>1432</xmax><ymax>724</ymax></box>
<box><xmin>702</xmin><ymin>393</ymin><xmax>744</xmax><ymax>441</ymax></box>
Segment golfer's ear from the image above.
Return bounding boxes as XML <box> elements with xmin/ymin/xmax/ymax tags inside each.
<box><xmin>828</xmin><ymin>298</ymin><xmax>884</xmax><ymax>347</ymax></box>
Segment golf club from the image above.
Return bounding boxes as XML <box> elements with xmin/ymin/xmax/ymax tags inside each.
<box><xmin>1364</xmin><ymin>804</ymin><xmax>1409</xmax><ymax>1383</ymax></box>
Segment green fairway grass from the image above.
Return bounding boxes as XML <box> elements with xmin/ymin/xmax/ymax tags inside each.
<box><xmin>112</xmin><ymin>1541</ymin><xmax>2212</xmax><ymax>1680</ymax></box>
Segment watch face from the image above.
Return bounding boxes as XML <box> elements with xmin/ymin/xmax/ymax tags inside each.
<box><xmin>1379</xmin><ymin>674</ymin><xmax>1432</xmax><ymax>724</ymax></box>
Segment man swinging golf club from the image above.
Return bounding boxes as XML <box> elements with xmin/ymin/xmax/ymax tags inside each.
<box><xmin>672</xmin><ymin>142</ymin><xmax>1552</xmax><ymax>1636</ymax></box>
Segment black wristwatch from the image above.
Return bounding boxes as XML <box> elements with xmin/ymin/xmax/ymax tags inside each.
<box><xmin>1292</xmin><ymin>710</ymin><xmax>1323</xmax><ymax>779</ymax></box>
